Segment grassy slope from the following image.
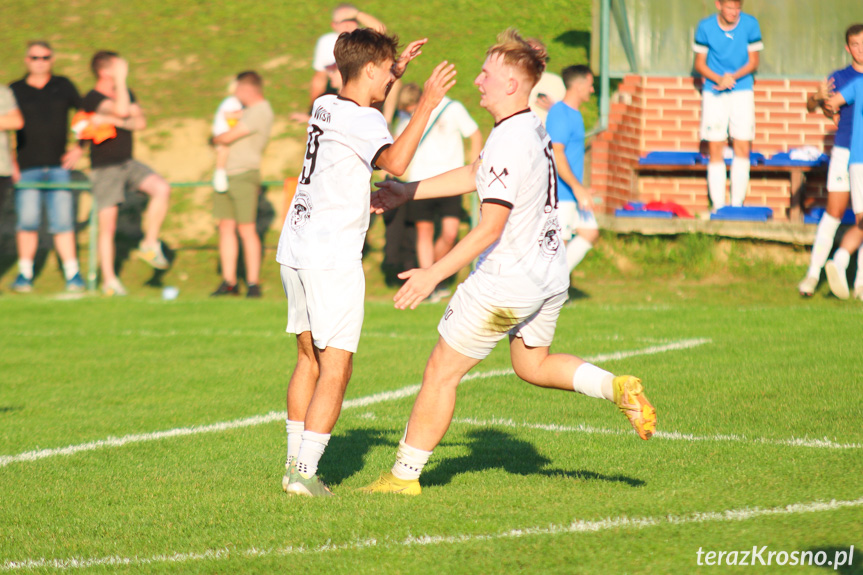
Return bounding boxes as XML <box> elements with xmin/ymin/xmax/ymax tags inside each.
<box><xmin>1</xmin><ymin>0</ymin><xmax>596</xmax><ymax>137</ymax></box>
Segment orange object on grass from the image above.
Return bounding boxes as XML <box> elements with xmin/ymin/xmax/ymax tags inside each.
<box><xmin>71</xmin><ymin>111</ymin><xmax>117</xmax><ymax>145</ymax></box>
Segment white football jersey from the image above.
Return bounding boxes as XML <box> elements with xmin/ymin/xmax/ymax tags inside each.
<box><xmin>472</xmin><ymin>109</ymin><xmax>569</xmax><ymax>302</ymax></box>
<box><xmin>277</xmin><ymin>95</ymin><xmax>393</xmax><ymax>270</ymax></box>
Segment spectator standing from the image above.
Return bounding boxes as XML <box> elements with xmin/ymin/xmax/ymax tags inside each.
<box><xmin>210</xmin><ymin>71</ymin><xmax>274</xmax><ymax>298</ymax></box>
<box><xmin>82</xmin><ymin>51</ymin><xmax>171</xmax><ymax>296</ymax></box>
<box><xmin>693</xmin><ymin>0</ymin><xmax>763</xmax><ymax>210</ymax></box>
<box><xmin>9</xmin><ymin>41</ymin><xmax>83</xmax><ymax>293</ymax></box>
<box><xmin>309</xmin><ymin>3</ymin><xmax>386</xmax><ymax>106</ymax></box>
<box><xmin>395</xmin><ymin>83</ymin><xmax>482</xmax><ymax>301</ymax></box>
<box><xmin>547</xmin><ymin>65</ymin><xmax>600</xmax><ymax>275</ymax></box>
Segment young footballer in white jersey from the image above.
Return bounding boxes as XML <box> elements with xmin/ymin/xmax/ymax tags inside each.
<box><xmin>362</xmin><ymin>29</ymin><xmax>656</xmax><ymax>496</ymax></box>
<box><xmin>276</xmin><ymin>28</ymin><xmax>456</xmax><ymax>497</ymax></box>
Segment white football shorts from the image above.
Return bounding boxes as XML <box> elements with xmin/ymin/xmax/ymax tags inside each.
<box><xmin>438</xmin><ymin>273</ymin><xmax>568</xmax><ymax>360</ymax></box>
<box><xmin>700</xmin><ymin>89</ymin><xmax>755</xmax><ymax>142</ymax></box>
<box><xmin>558</xmin><ymin>200</ymin><xmax>599</xmax><ymax>241</ymax></box>
<box><xmin>827</xmin><ymin>146</ymin><xmax>851</xmax><ymax>193</ymax></box>
<box><xmin>850</xmin><ymin>164</ymin><xmax>863</xmax><ymax>215</ymax></box>
<box><xmin>280</xmin><ymin>264</ymin><xmax>365</xmax><ymax>353</ymax></box>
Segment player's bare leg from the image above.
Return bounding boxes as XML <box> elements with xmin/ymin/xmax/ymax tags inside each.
<box><xmin>286</xmin><ymin>346</ymin><xmax>353</xmax><ymax>497</ymax></box>
<box><xmin>404</xmin><ymin>338</ymin><xmax>481</xmax><ymax>451</ymax></box>
<box><xmin>363</xmin><ymin>338</ymin><xmax>479</xmax><ymax>495</ymax></box>
<box><xmin>509</xmin><ymin>335</ymin><xmax>656</xmax><ymax>440</ymax></box>
<box><xmin>282</xmin><ymin>331</ymin><xmax>319</xmax><ymax>490</ymax></box>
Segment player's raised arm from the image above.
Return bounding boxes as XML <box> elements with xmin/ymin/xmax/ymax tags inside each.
<box><xmin>375</xmin><ymin>60</ymin><xmax>456</xmax><ymax>176</ymax></box>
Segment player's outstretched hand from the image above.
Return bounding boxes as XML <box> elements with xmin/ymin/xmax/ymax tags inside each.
<box><xmin>371</xmin><ymin>179</ymin><xmax>416</xmax><ymax>214</ymax></box>
<box><xmin>393</xmin><ymin>38</ymin><xmax>428</xmax><ymax>78</ymax></box>
<box><xmin>394</xmin><ymin>268</ymin><xmax>437</xmax><ymax>310</ymax></box>
<box><xmin>420</xmin><ymin>61</ymin><xmax>457</xmax><ymax>110</ymax></box>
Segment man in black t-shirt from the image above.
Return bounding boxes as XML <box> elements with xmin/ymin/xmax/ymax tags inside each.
<box><xmin>9</xmin><ymin>40</ymin><xmax>85</xmax><ymax>293</ymax></box>
<box><xmin>82</xmin><ymin>51</ymin><xmax>171</xmax><ymax>296</ymax></box>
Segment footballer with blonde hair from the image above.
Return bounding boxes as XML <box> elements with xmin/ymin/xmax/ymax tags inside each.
<box><xmin>363</xmin><ymin>29</ymin><xmax>656</xmax><ymax>495</ymax></box>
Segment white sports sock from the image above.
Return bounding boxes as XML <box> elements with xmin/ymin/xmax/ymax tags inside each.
<box><xmin>707</xmin><ymin>162</ymin><xmax>727</xmax><ymax>210</ymax></box>
<box><xmin>566</xmin><ymin>236</ymin><xmax>593</xmax><ymax>271</ymax></box>
<box><xmin>807</xmin><ymin>213</ymin><xmax>841</xmax><ymax>279</ymax></box>
<box><xmin>285</xmin><ymin>419</ymin><xmax>304</xmax><ymax>466</ymax></box>
<box><xmin>62</xmin><ymin>260</ymin><xmax>80</xmax><ymax>281</ymax></box>
<box><xmin>833</xmin><ymin>248</ymin><xmax>851</xmax><ymax>271</ymax></box>
<box><xmin>18</xmin><ymin>259</ymin><xmax>34</xmax><ymax>280</ymax></box>
<box><xmin>296</xmin><ymin>430</ymin><xmax>330</xmax><ymax>477</ymax></box>
<box><xmin>572</xmin><ymin>363</ymin><xmax>614</xmax><ymax>400</ymax></box>
<box><xmin>730</xmin><ymin>157</ymin><xmax>750</xmax><ymax>207</ymax></box>
<box><xmin>391</xmin><ymin>440</ymin><xmax>433</xmax><ymax>481</ymax></box>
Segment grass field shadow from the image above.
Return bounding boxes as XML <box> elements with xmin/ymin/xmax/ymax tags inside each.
<box><xmin>323</xmin><ymin>427</ymin><xmax>395</xmax><ymax>486</ymax></box>
<box><xmin>423</xmin><ymin>428</ymin><xmax>644</xmax><ymax>488</ymax></box>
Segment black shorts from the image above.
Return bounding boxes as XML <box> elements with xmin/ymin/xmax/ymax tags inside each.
<box><xmin>407</xmin><ymin>195</ymin><xmax>463</xmax><ymax>224</ymax></box>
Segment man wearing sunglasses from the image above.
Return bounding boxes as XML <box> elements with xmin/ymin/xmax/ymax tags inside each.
<box><xmin>9</xmin><ymin>41</ymin><xmax>84</xmax><ymax>293</ymax></box>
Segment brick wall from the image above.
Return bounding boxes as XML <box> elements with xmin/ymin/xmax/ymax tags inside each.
<box><xmin>592</xmin><ymin>75</ymin><xmax>837</xmax><ymax>220</ymax></box>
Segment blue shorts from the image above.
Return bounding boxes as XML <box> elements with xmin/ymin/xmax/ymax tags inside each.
<box><xmin>15</xmin><ymin>166</ymin><xmax>76</xmax><ymax>234</ymax></box>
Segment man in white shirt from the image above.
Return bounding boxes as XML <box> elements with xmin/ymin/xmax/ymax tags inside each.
<box><xmin>363</xmin><ymin>29</ymin><xmax>657</xmax><ymax>496</ymax></box>
<box><xmin>395</xmin><ymin>83</ymin><xmax>482</xmax><ymax>299</ymax></box>
<box><xmin>277</xmin><ymin>28</ymin><xmax>456</xmax><ymax>497</ymax></box>
<box><xmin>309</xmin><ymin>4</ymin><xmax>386</xmax><ymax>106</ymax></box>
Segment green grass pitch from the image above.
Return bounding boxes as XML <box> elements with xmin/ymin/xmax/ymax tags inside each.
<box><xmin>1</xmin><ymin>285</ymin><xmax>861</xmax><ymax>573</ymax></box>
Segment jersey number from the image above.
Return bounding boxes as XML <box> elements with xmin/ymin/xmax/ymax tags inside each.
<box><xmin>543</xmin><ymin>142</ymin><xmax>559</xmax><ymax>211</ymax></box>
<box><xmin>299</xmin><ymin>124</ymin><xmax>324</xmax><ymax>185</ymax></box>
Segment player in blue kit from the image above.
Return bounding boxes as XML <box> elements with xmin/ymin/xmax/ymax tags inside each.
<box><xmin>693</xmin><ymin>0</ymin><xmax>763</xmax><ymax>210</ymax></box>
<box><xmin>546</xmin><ymin>65</ymin><xmax>599</xmax><ymax>275</ymax></box>
<box><xmin>799</xmin><ymin>24</ymin><xmax>863</xmax><ymax>298</ymax></box>
<box><xmin>824</xmin><ymin>27</ymin><xmax>863</xmax><ymax>301</ymax></box>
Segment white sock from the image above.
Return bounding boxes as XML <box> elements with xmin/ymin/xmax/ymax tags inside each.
<box><xmin>285</xmin><ymin>419</ymin><xmax>304</xmax><ymax>467</ymax></box>
<box><xmin>18</xmin><ymin>259</ymin><xmax>34</xmax><ymax>280</ymax></box>
<box><xmin>566</xmin><ymin>236</ymin><xmax>593</xmax><ymax>271</ymax></box>
<box><xmin>807</xmin><ymin>213</ymin><xmax>841</xmax><ymax>279</ymax></box>
<box><xmin>296</xmin><ymin>430</ymin><xmax>330</xmax><ymax>477</ymax></box>
<box><xmin>572</xmin><ymin>363</ymin><xmax>615</xmax><ymax>400</ymax></box>
<box><xmin>730</xmin><ymin>157</ymin><xmax>750</xmax><ymax>207</ymax></box>
<box><xmin>62</xmin><ymin>260</ymin><xmax>80</xmax><ymax>281</ymax></box>
<box><xmin>391</xmin><ymin>440</ymin><xmax>433</xmax><ymax>481</ymax></box>
<box><xmin>833</xmin><ymin>248</ymin><xmax>851</xmax><ymax>271</ymax></box>
<box><xmin>707</xmin><ymin>162</ymin><xmax>727</xmax><ymax>210</ymax></box>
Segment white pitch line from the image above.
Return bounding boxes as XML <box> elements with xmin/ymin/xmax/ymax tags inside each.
<box><xmin>3</xmin><ymin>495</ymin><xmax>861</xmax><ymax>572</ymax></box>
<box><xmin>0</xmin><ymin>338</ymin><xmax>710</xmax><ymax>468</ymax></box>
<box><xmin>451</xmin><ymin>417</ymin><xmax>863</xmax><ymax>450</ymax></box>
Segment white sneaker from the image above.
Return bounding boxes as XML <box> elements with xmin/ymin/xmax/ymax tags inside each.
<box><xmin>102</xmin><ymin>278</ymin><xmax>127</xmax><ymax>297</ymax></box>
<box><xmin>825</xmin><ymin>260</ymin><xmax>850</xmax><ymax>300</ymax></box>
<box><xmin>797</xmin><ymin>275</ymin><xmax>818</xmax><ymax>297</ymax></box>
<box><xmin>854</xmin><ymin>286</ymin><xmax>863</xmax><ymax>302</ymax></box>
<box><xmin>213</xmin><ymin>169</ymin><xmax>228</xmax><ymax>193</ymax></box>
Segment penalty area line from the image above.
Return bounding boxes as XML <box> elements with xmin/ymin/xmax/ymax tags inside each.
<box><xmin>0</xmin><ymin>338</ymin><xmax>710</xmax><ymax>468</ymax></box>
<box><xmin>2</xmin><ymin>495</ymin><xmax>861</xmax><ymax>571</ymax></box>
